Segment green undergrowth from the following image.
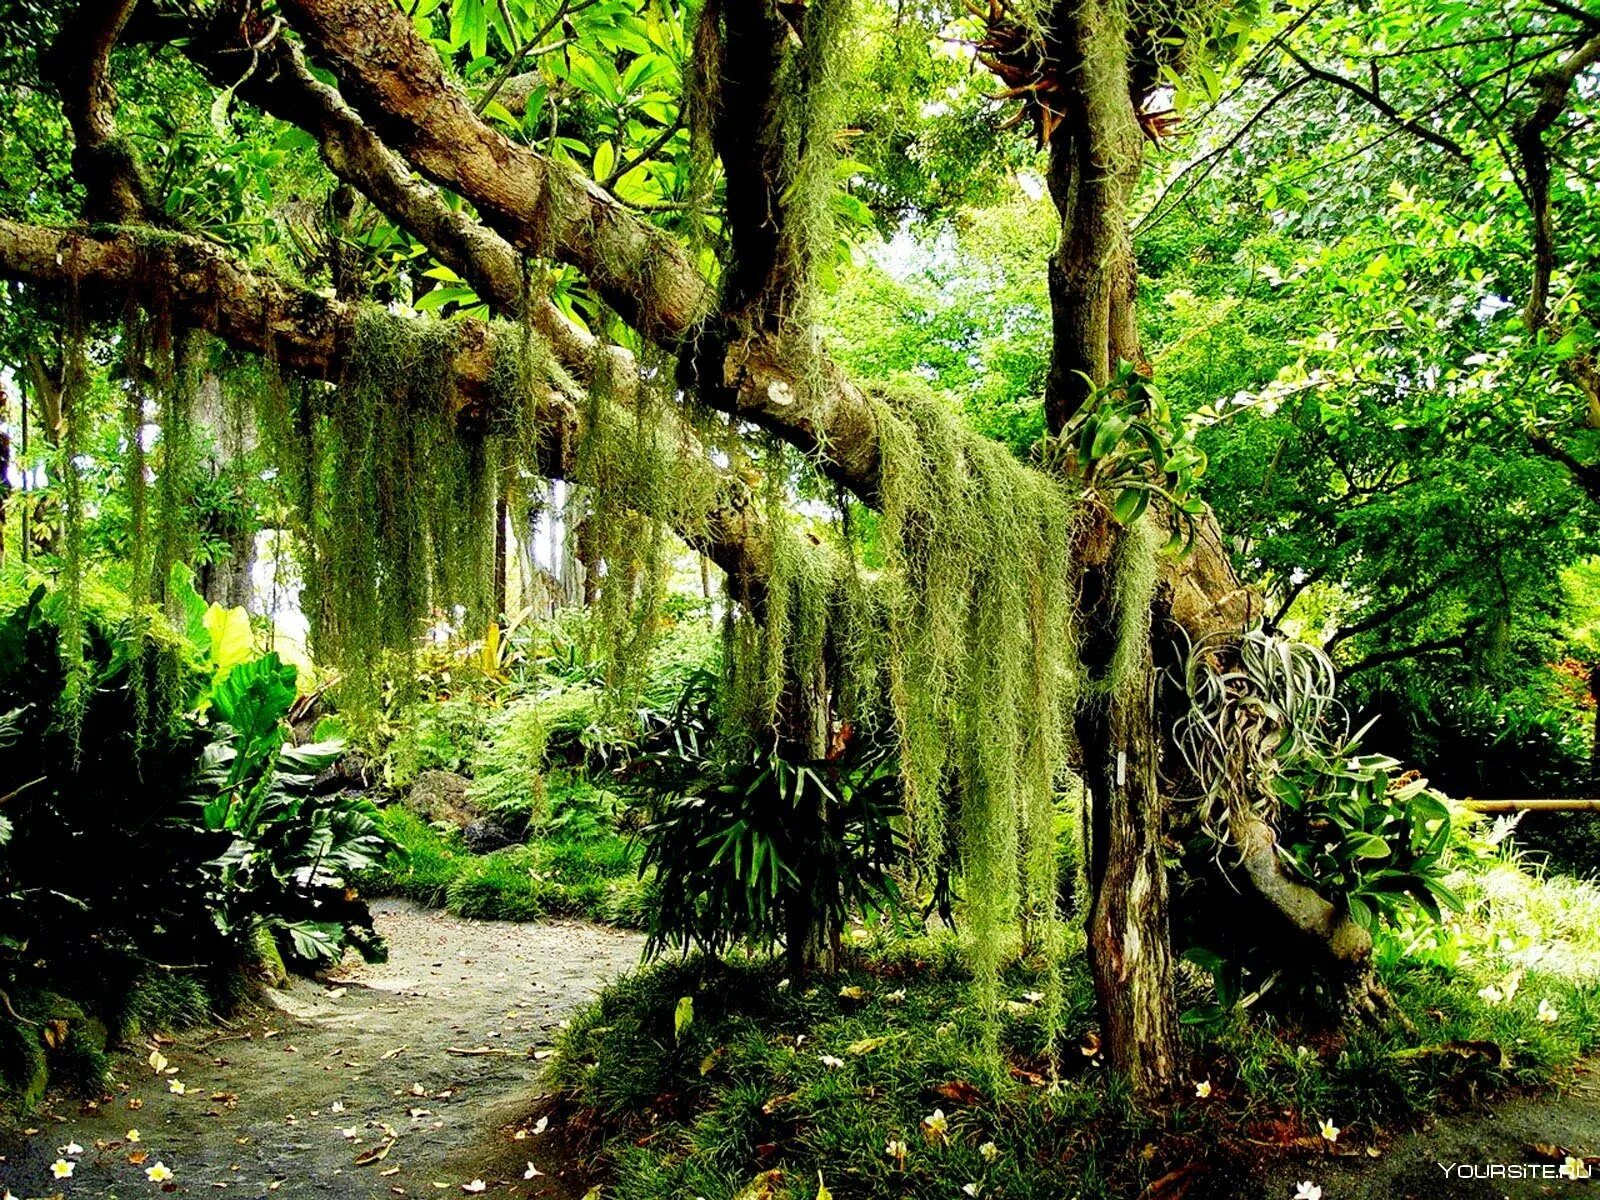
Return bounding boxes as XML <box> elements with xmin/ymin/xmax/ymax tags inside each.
<box><xmin>548</xmin><ymin>885</ymin><xmax>1600</xmax><ymax>1200</ymax></box>
<box><xmin>0</xmin><ymin>968</ymin><xmax>236</xmax><ymax>1113</ymax></box>
<box><xmin>364</xmin><ymin>804</ymin><xmax>652</xmax><ymax>927</ymax></box>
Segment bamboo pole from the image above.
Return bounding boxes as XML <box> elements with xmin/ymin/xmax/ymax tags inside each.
<box><xmin>1461</xmin><ymin>799</ymin><xmax>1600</xmax><ymax>813</ymax></box>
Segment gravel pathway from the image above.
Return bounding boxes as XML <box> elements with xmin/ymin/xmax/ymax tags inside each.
<box><xmin>0</xmin><ymin>900</ymin><xmax>642</xmax><ymax>1199</ymax></box>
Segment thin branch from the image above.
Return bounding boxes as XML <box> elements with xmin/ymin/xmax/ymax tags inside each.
<box><xmin>602</xmin><ymin>112</ymin><xmax>684</xmax><ymax>190</ymax></box>
<box><xmin>1277</xmin><ymin>42</ymin><xmax>1473</xmax><ymax>163</ymax></box>
<box><xmin>1134</xmin><ymin>78</ymin><xmax>1307</xmax><ymax>236</ymax></box>
<box><xmin>1339</xmin><ymin>632</ymin><xmax>1473</xmax><ymax>677</ymax></box>
<box><xmin>474</xmin><ymin>0</ymin><xmax>593</xmax><ymax>115</ymax></box>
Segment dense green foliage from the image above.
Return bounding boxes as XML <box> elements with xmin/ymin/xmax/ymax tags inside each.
<box><xmin>0</xmin><ymin>568</ymin><xmax>390</xmax><ymax>1101</ymax></box>
<box><xmin>623</xmin><ymin>672</ymin><xmax>905</xmax><ymax>968</ymax></box>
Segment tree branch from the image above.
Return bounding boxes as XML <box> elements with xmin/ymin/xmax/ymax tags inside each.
<box><xmin>1339</xmin><ymin>632</ymin><xmax>1473</xmax><ymax>677</ymax></box>
<box><xmin>1278</xmin><ymin>42</ymin><xmax>1473</xmax><ymax>163</ymax></box>
<box><xmin>41</xmin><ymin>0</ymin><xmax>156</xmax><ymax>222</ymax></box>
<box><xmin>1513</xmin><ymin>29</ymin><xmax>1600</xmax><ymax>329</ymax></box>
<box><xmin>0</xmin><ymin>217</ymin><xmax>768</xmax><ymax>595</ymax></box>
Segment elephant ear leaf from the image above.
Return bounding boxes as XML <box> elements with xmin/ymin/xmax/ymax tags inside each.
<box><xmin>203</xmin><ymin>604</ymin><xmax>255</xmax><ymax>678</ymax></box>
<box><xmin>211</xmin><ymin>653</ymin><xmax>298</xmax><ymax>753</ymax></box>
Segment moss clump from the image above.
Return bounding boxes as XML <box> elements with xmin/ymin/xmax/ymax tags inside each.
<box><xmin>1102</xmin><ymin>514</ymin><xmax>1161</xmax><ymax>700</ymax></box>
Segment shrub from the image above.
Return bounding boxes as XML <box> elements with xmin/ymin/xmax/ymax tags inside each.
<box><xmin>621</xmin><ymin>675</ymin><xmax>906</xmax><ymax>976</ymax></box>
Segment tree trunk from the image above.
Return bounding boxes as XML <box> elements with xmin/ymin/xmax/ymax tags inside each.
<box><xmin>1075</xmin><ymin>531</ymin><xmax>1179</xmax><ymax>1095</ymax></box>
<box><xmin>1589</xmin><ymin>662</ymin><xmax>1600</xmax><ymax>787</ymax></box>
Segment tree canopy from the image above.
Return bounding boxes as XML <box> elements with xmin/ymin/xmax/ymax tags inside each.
<box><xmin>3</xmin><ymin>0</ymin><xmax>1600</xmax><ymax>1104</ymax></box>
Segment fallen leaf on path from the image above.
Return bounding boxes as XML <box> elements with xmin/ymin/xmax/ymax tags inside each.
<box><xmin>462</xmin><ymin>1182</ymin><xmax>486</xmax><ymax>1194</ymax></box>
<box><xmin>354</xmin><ymin>1140</ymin><xmax>396</xmax><ymax>1166</ymax></box>
<box><xmin>382</xmin><ymin>1046</ymin><xmax>410</xmax><ymax>1060</ymax></box>
<box><xmin>932</xmin><ymin>1080</ymin><xmax>984</xmax><ymax>1106</ymax></box>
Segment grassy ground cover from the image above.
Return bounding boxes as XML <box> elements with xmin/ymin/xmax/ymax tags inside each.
<box><xmin>544</xmin><ymin>828</ymin><xmax>1600</xmax><ymax>1199</ymax></box>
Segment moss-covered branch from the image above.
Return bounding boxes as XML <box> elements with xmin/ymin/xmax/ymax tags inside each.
<box><xmin>0</xmin><ymin>217</ymin><xmax>767</xmax><ymax>597</ymax></box>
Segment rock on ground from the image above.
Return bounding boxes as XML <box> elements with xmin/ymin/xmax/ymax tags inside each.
<box><xmin>403</xmin><ymin>771</ymin><xmax>479</xmax><ymax>829</ymax></box>
<box><xmin>0</xmin><ymin>900</ymin><xmax>641</xmax><ymax>1199</ymax></box>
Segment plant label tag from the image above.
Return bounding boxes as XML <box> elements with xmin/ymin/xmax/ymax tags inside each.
<box><xmin>1116</xmin><ymin>751</ymin><xmax>1126</xmax><ymax>787</ymax></box>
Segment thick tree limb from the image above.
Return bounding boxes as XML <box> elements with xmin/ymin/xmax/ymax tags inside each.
<box><xmin>277</xmin><ymin>0</ymin><xmax>711</xmax><ymax>343</ymax></box>
<box><xmin>0</xmin><ymin>218</ymin><xmax>768</xmax><ymax>596</ymax></box>
<box><xmin>1514</xmin><ymin>29</ymin><xmax>1600</xmax><ymax>330</ymax></box>
<box><xmin>41</xmin><ymin>0</ymin><xmax>155</xmax><ymax>222</ymax></box>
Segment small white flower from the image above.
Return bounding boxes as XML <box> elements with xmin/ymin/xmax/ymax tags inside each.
<box><xmin>885</xmin><ymin>1137</ymin><xmax>908</xmax><ymax>1165</ymax></box>
<box><xmin>147</xmin><ymin>1049</ymin><xmax>168</xmax><ymax>1074</ymax></box>
<box><xmin>146</xmin><ymin>1161</ymin><xmax>174</xmax><ymax>1183</ymax></box>
<box><xmin>51</xmin><ymin>1159</ymin><xmax>75</xmax><ymax>1180</ymax></box>
<box><xmin>885</xmin><ymin>988</ymin><xmax>907</xmax><ymax>1003</ymax></box>
<box><xmin>330</xmin><ymin>1100</ymin><xmax>345</xmax><ymax>1113</ymax></box>
<box><xmin>127</xmin><ymin>1129</ymin><xmax>141</xmax><ymax>1142</ymax></box>
<box><xmin>963</xmin><ymin>1185</ymin><xmax>980</xmax><ymax>1197</ymax></box>
<box><xmin>979</xmin><ymin>1141</ymin><xmax>999</xmax><ymax>1162</ymax></box>
<box><xmin>922</xmin><ymin>1108</ymin><xmax>948</xmax><ymax>1139</ymax></box>
<box><xmin>523</xmin><ymin>1162</ymin><xmax>543</xmax><ymax>1179</ymax></box>
<box><xmin>462</xmin><ymin>1181</ymin><xmax>487</xmax><ymax>1194</ymax></box>
<box><xmin>819</xmin><ymin>1054</ymin><xmax>845</xmax><ymax>1069</ymax></box>
<box><xmin>1293</xmin><ymin>1183</ymin><xmax>1321</xmax><ymax>1200</ymax></box>
<box><xmin>1560</xmin><ymin>1155</ymin><xmax>1590</xmax><ymax>1180</ymax></box>
<box><xmin>1194</xmin><ymin>1079</ymin><xmax>1212</xmax><ymax>1099</ymax></box>
<box><xmin>1477</xmin><ymin>984</ymin><xmax>1504</xmax><ymax>1005</ymax></box>
<box><xmin>1538</xmin><ymin>998</ymin><xmax>1561</xmax><ymax>1023</ymax></box>
<box><xmin>60</xmin><ymin>1141</ymin><xmax>83</xmax><ymax>1156</ymax></box>
<box><xmin>168</xmin><ymin>1079</ymin><xmax>187</xmax><ymax>1094</ymax></box>
<box><xmin>1319</xmin><ymin>1118</ymin><xmax>1339</xmax><ymax>1143</ymax></box>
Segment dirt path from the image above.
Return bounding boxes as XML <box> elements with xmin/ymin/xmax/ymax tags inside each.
<box><xmin>0</xmin><ymin>900</ymin><xmax>642</xmax><ymax>1200</ymax></box>
<box><xmin>6</xmin><ymin>904</ymin><xmax>1599</xmax><ymax>1200</ymax></box>
<box><xmin>1250</xmin><ymin>1078</ymin><xmax>1600</xmax><ymax>1199</ymax></box>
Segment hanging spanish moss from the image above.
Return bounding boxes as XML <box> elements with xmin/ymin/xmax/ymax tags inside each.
<box><xmin>720</xmin><ymin>452</ymin><xmax>848</xmax><ymax>752</ymax></box>
<box><xmin>57</xmin><ymin>296</ymin><xmax>90</xmax><ymax>737</ymax></box>
<box><xmin>118</xmin><ymin>306</ymin><xmax>154</xmax><ymax>749</ymax></box>
<box><xmin>572</xmin><ymin>339</ymin><xmax>722</xmax><ymax>716</ymax></box>
<box><xmin>770</xmin><ymin>0</ymin><xmax>855</xmax><ymax>330</ymax></box>
<box><xmin>873</xmin><ymin>378</ymin><xmax>1083</xmax><ymax>1044</ymax></box>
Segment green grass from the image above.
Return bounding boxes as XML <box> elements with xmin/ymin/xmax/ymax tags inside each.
<box><xmin>362</xmin><ymin>805</ymin><xmax>652</xmax><ymax>926</ymax></box>
<box><xmin>547</xmin><ymin>849</ymin><xmax>1600</xmax><ymax>1200</ymax></box>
